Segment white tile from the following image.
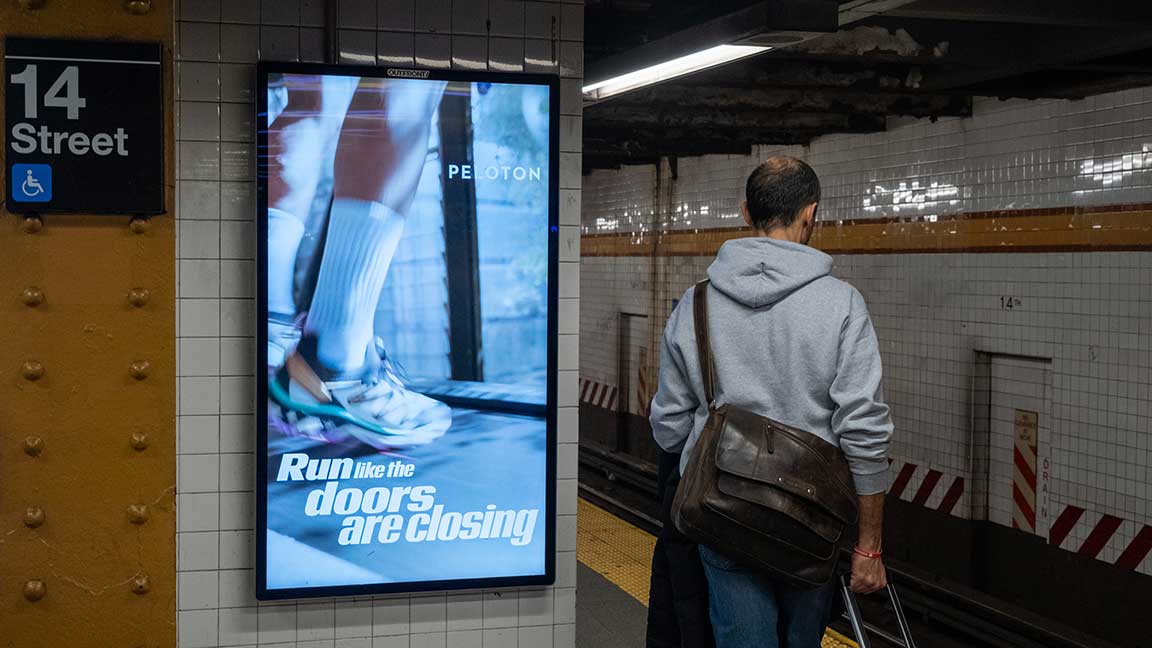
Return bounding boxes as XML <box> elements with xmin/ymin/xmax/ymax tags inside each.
<box><xmin>219</xmin><ymin>606</ymin><xmax>260</xmax><ymax>646</ymax></box>
<box><xmin>221</xmin><ymin>299</ymin><xmax>256</xmax><ymax>337</ymax></box>
<box><xmin>180</xmin><ymin>21</ymin><xmax>220</xmax><ymax>62</ymax></box>
<box><xmin>220</xmin><ymin>414</ymin><xmax>256</xmax><ymax>453</ymax></box>
<box><xmin>221</xmin><ymin>260</ymin><xmax>255</xmax><ymax>298</ymax></box>
<box><xmin>178</xmin><ymin>609</ymin><xmax>219</xmax><ymax>648</ymax></box>
<box><xmin>481</xmin><ymin>628</ymin><xmax>516</xmax><ymax>648</ymax></box>
<box><xmin>220</xmin><ymin>337</ymin><xmax>255</xmax><ymax>376</ymax></box>
<box><xmin>220</xmin><ymin>182</ymin><xmax>254</xmax><ymax>220</ymax></box>
<box><xmin>481</xmin><ymin>591</ymin><xmax>517</xmax><ymax>629</ymax></box>
<box><xmin>373</xmin><ymin>597</ymin><xmax>411</xmax><ymax>636</ymax></box>
<box><xmin>488</xmin><ymin>0</ymin><xmax>523</xmax><ymax>37</ymax></box>
<box><xmin>553</xmin><ymin>624</ymin><xmax>575</xmax><ymax>648</ymax></box>
<box><xmin>446</xmin><ymin>630</ymin><xmax>481</xmax><ymax>648</ymax></box>
<box><xmin>180</xmin><ymin>101</ymin><xmax>220</xmax><ymax>142</ymax></box>
<box><xmin>221</xmin><ymin>220</ymin><xmax>255</xmax><ymax>259</ymax></box>
<box><xmin>220</xmin><ymin>491</ymin><xmax>255</xmax><ymax>530</ymax></box>
<box><xmin>220</xmin><ymin>529</ymin><xmax>254</xmax><ymax>569</ymax></box>
<box><xmin>552</xmin><ymin>589</ymin><xmax>575</xmax><ymax>624</ymax></box>
<box><xmin>298</xmin><ymin>600</ymin><xmax>336</xmax><ymax>640</ymax></box>
<box><xmin>221</xmin><ymin>0</ymin><xmax>258</xmax><ymax>23</ymax></box>
<box><xmin>335</xmin><ymin>598</ymin><xmax>374</xmax><ymax>638</ymax></box>
<box><xmin>177</xmin><ymin>493</ymin><xmax>219</xmax><ymax>533</ymax></box>
<box><xmin>220</xmin><ymin>453</ymin><xmax>254</xmax><ymax>492</ymax></box>
<box><xmin>180</xmin><ymin>376</ymin><xmax>221</xmax><ymax>415</ymax></box>
<box><xmin>179</xmin><ymin>260</ymin><xmax>220</xmax><ymax>298</ymax></box>
<box><xmin>517</xmin><ymin>589</ymin><xmax>553</xmax><ymax>627</ymax></box>
<box><xmin>179</xmin><ymin>570</ymin><xmax>220</xmax><ymax>610</ymax></box>
<box><xmin>178</xmin><ymin>415</ymin><xmax>220</xmax><ymax>454</ymax></box>
<box><xmin>374</xmin><ymin>635</ymin><xmax>411</xmax><ymax>648</ymax></box>
<box><xmin>179</xmin><ymin>454</ymin><xmax>220</xmax><ymax>494</ymax></box>
<box><xmin>258</xmin><ymin>604</ymin><xmax>299</xmax><ymax>644</ymax></box>
<box><xmin>180</xmin><ymin>338</ymin><xmax>221</xmax><ymax>377</ymax></box>
<box><xmin>409</xmin><ymin>594</ymin><xmax>446</xmax><ymax>633</ymax></box>
<box><xmin>410</xmin><ymin>633</ymin><xmax>446</xmax><ymax>648</ymax></box>
<box><xmin>219</xmin><ymin>569</ymin><xmax>259</xmax><ymax>608</ymax></box>
<box><xmin>518</xmin><ymin>626</ymin><xmax>552</xmax><ymax>648</ymax></box>
<box><xmin>179</xmin><ymin>62</ymin><xmax>220</xmax><ymax>102</ymax></box>
<box><xmin>178</xmin><ymin>531</ymin><xmax>220</xmax><ymax>571</ymax></box>
<box><xmin>221</xmin><ymin>375</ymin><xmax>255</xmax><ymax>414</ymax></box>
<box><xmin>446</xmin><ymin>592</ymin><xmax>482</xmax><ymax>631</ymax></box>
<box><xmin>180</xmin><ymin>181</ymin><xmax>222</xmax><ymax>221</ymax></box>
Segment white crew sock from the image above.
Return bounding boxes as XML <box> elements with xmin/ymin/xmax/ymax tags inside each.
<box><xmin>305</xmin><ymin>198</ymin><xmax>405</xmax><ymax>373</ymax></box>
<box><xmin>267</xmin><ymin>208</ymin><xmax>307</xmax><ymax>317</ymax></box>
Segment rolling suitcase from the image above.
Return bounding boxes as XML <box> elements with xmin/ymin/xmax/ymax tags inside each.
<box><xmin>839</xmin><ymin>574</ymin><xmax>918</xmax><ymax>648</ymax></box>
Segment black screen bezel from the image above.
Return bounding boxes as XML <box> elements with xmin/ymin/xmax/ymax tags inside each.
<box><xmin>254</xmin><ymin>61</ymin><xmax>560</xmax><ymax>601</ymax></box>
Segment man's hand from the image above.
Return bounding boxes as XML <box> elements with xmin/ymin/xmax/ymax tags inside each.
<box><xmin>850</xmin><ymin>552</ymin><xmax>887</xmax><ymax>594</ymax></box>
<box><xmin>852</xmin><ymin>491</ymin><xmax>887</xmax><ymax>594</ymax></box>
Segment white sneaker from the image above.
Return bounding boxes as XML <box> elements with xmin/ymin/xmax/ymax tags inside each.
<box><xmin>270</xmin><ymin>337</ymin><xmax>452</xmax><ymax>447</ymax></box>
<box><xmin>268</xmin><ymin>317</ymin><xmax>302</xmax><ymax>367</ymax></box>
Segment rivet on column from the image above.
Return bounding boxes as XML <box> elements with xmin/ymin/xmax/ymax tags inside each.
<box><xmin>129</xmin><ymin>360</ymin><xmax>151</xmax><ymax>380</ymax></box>
<box><xmin>126</xmin><ymin>504</ymin><xmax>149</xmax><ymax>525</ymax></box>
<box><xmin>23</xmin><ymin>580</ymin><xmax>46</xmax><ymax>602</ymax></box>
<box><xmin>129</xmin><ymin>431</ymin><xmax>149</xmax><ymax>451</ymax></box>
<box><xmin>22</xmin><ymin>361</ymin><xmax>44</xmax><ymax>381</ymax></box>
<box><xmin>23</xmin><ymin>436</ymin><xmax>44</xmax><ymax>457</ymax></box>
<box><xmin>123</xmin><ymin>0</ymin><xmax>151</xmax><ymax>15</ymax></box>
<box><xmin>23</xmin><ymin>507</ymin><xmax>45</xmax><ymax>528</ymax></box>
<box><xmin>22</xmin><ymin>287</ymin><xmax>45</xmax><ymax>307</ymax></box>
<box><xmin>127</xmin><ymin>287</ymin><xmax>151</xmax><ymax>308</ymax></box>
<box><xmin>131</xmin><ymin>574</ymin><xmax>150</xmax><ymax>595</ymax></box>
<box><xmin>129</xmin><ymin>217</ymin><xmax>150</xmax><ymax>234</ymax></box>
<box><xmin>22</xmin><ymin>216</ymin><xmax>43</xmax><ymax>234</ymax></box>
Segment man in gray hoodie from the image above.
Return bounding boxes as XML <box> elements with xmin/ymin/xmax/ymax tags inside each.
<box><xmin>650</xmin><ymin>156</ymin><xmax>892</xmax><ymax>648</ymax></box>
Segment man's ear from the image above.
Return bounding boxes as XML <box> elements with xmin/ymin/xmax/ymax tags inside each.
<box><xmin>801</xmin><ymin>203</ymin><xmax>818</xmax><ymax>229</ymax></box>
<box><xmin>741</xmin><ymin>201</ymin><xmax>753</xmax><ymax>228</ymax></box>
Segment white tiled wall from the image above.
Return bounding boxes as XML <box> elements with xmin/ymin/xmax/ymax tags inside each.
<box><xmin>580</xmin><ymin>87</ymin><xmax>1152</xmax><ymax>572</ymax></box>
<box><xmin>585</xmin><ymin>88</ymin><xmax>1152</xmax><ymax>235</ymax></box>
<box><xmin>175</xmin><ymin>1</ymin><xmax>582</xmax><ymax>646</ymax></box>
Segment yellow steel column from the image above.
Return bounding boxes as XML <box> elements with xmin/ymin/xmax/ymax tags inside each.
<box><xmin>0</xmin><ymin>2</ymin><xmax>176</xmax><ymax>647</ymax></box>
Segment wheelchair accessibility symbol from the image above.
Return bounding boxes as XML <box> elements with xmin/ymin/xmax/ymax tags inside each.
<box><xmin>12</xmin><ymin>164</ymin><xmax>52</xmax><ymax>202</ymax></box>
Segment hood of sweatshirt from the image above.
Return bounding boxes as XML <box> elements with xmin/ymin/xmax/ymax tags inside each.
<box><xmin>706</xmin><ymin>237</ymin><xmax>833</xmax><ymax>309</ymax></box>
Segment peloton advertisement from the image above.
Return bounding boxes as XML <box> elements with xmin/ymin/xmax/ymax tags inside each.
<box><xmin>256</xmin><ymin>64</ymin><xmax>558</xmax><ymax>599</ymax></box>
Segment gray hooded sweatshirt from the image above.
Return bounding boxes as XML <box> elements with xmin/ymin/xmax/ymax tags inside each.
<box><xmin>650</xmin><ymin>237</ymin><xmax>893</xmax><ymax>495</ymax></box>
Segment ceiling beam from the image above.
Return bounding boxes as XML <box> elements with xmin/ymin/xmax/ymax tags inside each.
<box><xmin>862</xmin><ymin>17</ymin><xmax>1152</xmax><ymax>90</ymax></box>
<box><xmin>592</xmin><ymin>84</ymin><xmax>971</xmax><ymax>118</ymax></box>
<box><xmin>585</xmin><ymin>106</ymin><xmax>888</xmax><ymax>132</ymax></box>
<box><xmin>884</xmin><ymin>0</ymin><xmax>1152</xmax><ymax>29</ymax></box>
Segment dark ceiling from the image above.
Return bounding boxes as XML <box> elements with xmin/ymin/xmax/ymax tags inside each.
<box><xmin>582</xmin><ymin>0</ymin><xmax>1152</xmax><ymax>170</ymax></box>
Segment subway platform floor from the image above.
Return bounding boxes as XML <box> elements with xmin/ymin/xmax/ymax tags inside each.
<box><xmin>574</xmin><ymin>499</ymin><xmax>856</xmax><ymax>648</ymax></box>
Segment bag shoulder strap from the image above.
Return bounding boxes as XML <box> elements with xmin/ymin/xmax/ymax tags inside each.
<box><xmin>692</xmin><ymin>280</ymin><xmax>717</xmax><ymax>405</ymax></box>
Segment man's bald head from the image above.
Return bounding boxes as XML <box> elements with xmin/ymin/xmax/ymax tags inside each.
<box><xmin>744</xmin><ymin>156</ymin><xmax>821</xmax><ymax>233</ymax></box>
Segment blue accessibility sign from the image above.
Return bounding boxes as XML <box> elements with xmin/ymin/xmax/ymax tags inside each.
<box><xmin>12</xmin><ymin>163</ymin><xmax>52</xmax><ymax>203</ymax></box>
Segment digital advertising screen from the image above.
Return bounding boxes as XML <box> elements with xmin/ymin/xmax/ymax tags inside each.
<box><xmin>256</xmin><ymin>63</ymin><xmax>558</xmax><ymax>599</ymax></box>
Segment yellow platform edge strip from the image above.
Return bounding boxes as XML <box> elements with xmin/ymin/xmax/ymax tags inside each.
<box><xmin>576</xmin><ymin>498</ymin><xmax>857</xmax><ymax>648</ymax></box>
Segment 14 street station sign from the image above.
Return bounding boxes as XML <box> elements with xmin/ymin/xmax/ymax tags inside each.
<box><xmin>5</xmin><ymin>37</ymin><xmax>164</xmax><ymax>215</ymax></box>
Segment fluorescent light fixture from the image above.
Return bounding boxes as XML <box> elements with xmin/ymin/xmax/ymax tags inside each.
<box><xmin>582</xmin><ymin>44</ymin><xmax>770</xmax><ymax>101</ymax></box>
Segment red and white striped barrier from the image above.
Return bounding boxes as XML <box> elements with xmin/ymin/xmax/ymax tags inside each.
<box><xmin>887</xmin><ymin>460</ymin><xmax>967</xmax><ymax>517</ymax></box>
<box><xmin>578</xmin><ymin>377</ymin><xmax>618</xmax><ymax>411</ymax></box>
<box><xmin>1048</xmin><ymin>505</ymin><xmax>1152</xmax><ymax>573</ymax></box>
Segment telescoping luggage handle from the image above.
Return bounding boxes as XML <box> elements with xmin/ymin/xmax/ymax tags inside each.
<box><xmin>839</xmin><ymin>574</ymin><xmax>917</xmax><ymax>648</ymax></box>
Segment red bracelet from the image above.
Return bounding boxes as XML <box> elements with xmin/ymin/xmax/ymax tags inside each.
<box><xmin>853</xmin><ymin>545</ymin><xmax>882</xmax><ymax>559</ymax></box>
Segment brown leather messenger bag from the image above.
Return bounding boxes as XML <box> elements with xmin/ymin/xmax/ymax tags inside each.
<box><xmin>671</xmin><ymin>279</ymin><xmax>860</xmax><ymax>588</ymax></box>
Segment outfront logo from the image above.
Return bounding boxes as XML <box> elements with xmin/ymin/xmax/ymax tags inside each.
<box><xmin>386</xmin><ymin>68</ymin><xmax>431</xmax><ymax>79</ymax></box>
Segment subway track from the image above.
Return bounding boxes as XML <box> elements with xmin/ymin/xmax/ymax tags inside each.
<box><xmin>579</xmin><ymin>444</ymin><xmax>1119</xmax><ymax>648</ymax></box>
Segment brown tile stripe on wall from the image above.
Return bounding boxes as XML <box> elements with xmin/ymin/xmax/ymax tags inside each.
<box><xmin>582</xmin><ymin>204</ymin><xmax>1152</xmax><ymax>256</ymax></box>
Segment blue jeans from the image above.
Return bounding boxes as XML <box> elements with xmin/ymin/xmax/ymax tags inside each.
<box><xmin>699</xmin><ymin>545</ymin><xmax>835</xmax><ymax>648</ymax></box>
